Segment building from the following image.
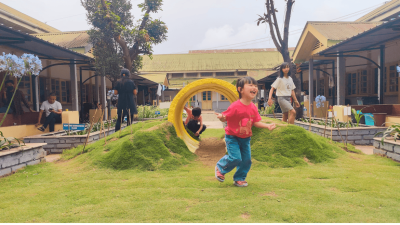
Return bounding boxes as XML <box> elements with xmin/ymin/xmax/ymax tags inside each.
<box><xmin>290</xmin><ymin>0</ymin><xmax>400</xmax><ymax>122</ymax></box>
<box><xmin>139</xmin><ymin>48</ymin><xmax>293</xmax><ymax>111</ymax></box>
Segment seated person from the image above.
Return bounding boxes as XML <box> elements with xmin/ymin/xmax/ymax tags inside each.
<box><xmin>258</xmin><ymin>97</ymin><xmax>265</xmax><ymax>111</ymax></box>
<box><xmin>183</xmin><ymin>106</ymin><xmax>206</xmax><ymax>137</ymax></box>
<box><xmin>36</xmin><ymin>92</ymin><xmax>62</xmax><ymax>132</ymax></box>
<box><xmin>0</xmin><ymin>80</ymin><xmax>34</xmax><ymax>114</ymax></box>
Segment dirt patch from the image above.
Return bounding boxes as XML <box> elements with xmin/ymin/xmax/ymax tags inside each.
<box><xmin>349</xmin><ymin>155</ymin><xmax>362</xmax><ymax>161</ymax></box>
<box><xmin>304</xmin><ymin>157</ymin><xmax>313</xmax><ymax>165</ymax></box>
<box><xmin>108</xmin><ymin>138</ymin><xmax>118</xmax><ymax>142</ymax></box>
<box><xmin>195</xmin><ymin>138</ymin><xmax>226</xmax><ymax>167</ymax></box>
<box><xmin>260</xmin><ymin>191</ymin><xmax>278</xmax><ymax>197</ymax></box>
<box><xmin>241</xmin><ymin>213</ymin><xmax>250</xmax><ymax>219</ymax></box>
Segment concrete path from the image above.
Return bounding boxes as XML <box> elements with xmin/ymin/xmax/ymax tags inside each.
<box><xmin>354</xmin><ymin>145</ymin><xmax>374</xmax><ymax>155</ymax></box>
<box><xmin>202</xmin><ymin>111</ymin><xmax>224</xmax><ymax>129</ymax></box>
<box><xmin>45</xmin><ymin>154</ymin><xmax>61</xmax><ymax>162</ymax></box>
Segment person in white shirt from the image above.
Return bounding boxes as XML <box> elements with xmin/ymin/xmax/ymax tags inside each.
<box><xmin>268</xmin><ymin>62</ymin><xmax>300</xmax><ymax>124</ymax></box>
<box><xmin>36</xmin><ymin>92</ymin><xmax>62</xmax><ymax>132</ymax></box>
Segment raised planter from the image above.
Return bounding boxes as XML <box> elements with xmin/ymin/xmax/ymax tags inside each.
<box><xmin>373</xmin><ymin>137</ymin><xmax>400</xmax><ymax>162</ymax></box>
<box><xmin>0</xmin><ymin>143</ymin><xmax>47</xmax><ymax>177</ymax></box>
<box><xmin>294</xmin><ymin>121</ymin><xmax>386</xmax><ymax>145</ymax></box>
<box><xmin>24</xmin><ymin>123</ymin><xmax>133</xmax><ymax>154</ymax></box>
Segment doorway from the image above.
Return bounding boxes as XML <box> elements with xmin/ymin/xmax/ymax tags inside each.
<box><xmin>202</xmin><ymin>91</ymin><xmax>212</xmax><ymax>110</ymax></box>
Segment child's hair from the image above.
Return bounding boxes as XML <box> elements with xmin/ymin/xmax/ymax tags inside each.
<box><xmin>192</xmin><ymin>107</ymin><xmax>201</xmax><ymax>117</ymax></box>
<box><xmin>236</xmin><ymin>77</ymin><xmax>258</xmax><ymax>98</ymax></box>
<box><xmin>279</xmin><ymin>62</ymin><xmax>291</xmax><ymax>78</ymax></box>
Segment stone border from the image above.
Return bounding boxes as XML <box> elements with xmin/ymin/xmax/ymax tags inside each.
<box><xmin>24</xmin><ymin>123</ymin><xmax>134</xmax><ymax>154</ymax></box>
<box><xmin>373</xmin><ymin>137</ymin><xmax>400</xmax><ymax>162</ymax></box>
<box><xmin>0</xmin><ymin>143</ymin><xmax>47</xmax><ymax>177</ymax></box>
<box><xmin>294</xmin><ymin>121</ymin><xmax>386</xmax><ymax>145</ymax></box>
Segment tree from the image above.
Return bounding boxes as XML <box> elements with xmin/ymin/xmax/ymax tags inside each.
<box><xmin>257</xmin><ymin>0</ymin><xmax>300</xmax><ymax>97</ymax></box>
<box><xmin>81</xmin><ymin>0</ymin><xmax>168</xmax><ymax>86</ymax></box>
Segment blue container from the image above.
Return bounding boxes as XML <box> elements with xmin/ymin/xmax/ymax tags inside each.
<box><xmin>364</xmin><ymin>113</ymin><xmax>374</xmax><ymax>126</ymax></box>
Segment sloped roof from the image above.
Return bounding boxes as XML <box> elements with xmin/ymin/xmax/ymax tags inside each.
<box><xmin>0</xmin><ymin>2</ymin><xmax>60</xmax><ymax>34</ymax></box>
<box><xmin>138</xmin><ymin>73</ymin><xmax>167</xmax><ymax>85</ymax></box>
<box><xmin>356</xmin><ymin>0</ymin><xmax>400</xmax><ymax>22</ymax></box>
<box><xmin>308</xmin><ymin>21</ymin><xmax>382</xmax><ymax>41</ymax></box>
<box><xmin>140</xmin><ymin>50</ymin><xmax>292</xmax><ymax>72</ymax></box>
<box><xmin>168</xmin><ymin>77</ymin><xmax>238</xmax><ymax>89</ymax></box>
<box><xmin>293</xmin><ymin>21</ymin><xmax>382</xmax><ymax>63</ymax></box>
<box><xmin>31</xmin><ymin>31</ymin><xmax>91</xmax><ymax>49</ymax></box>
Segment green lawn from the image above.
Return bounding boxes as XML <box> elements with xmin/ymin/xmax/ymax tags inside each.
<box><xmin>0</xmin><ymin>126</ymin><xmax>400</xmax><ymax>222</ymax></box>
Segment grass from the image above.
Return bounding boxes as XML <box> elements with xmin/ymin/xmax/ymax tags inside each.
<box><xmin>201</xmin><ymin>128</ymin><xmax>226</xmax><ymax>139</ymax></box>
<box><xmin>0</xmin><ymin>119</ymin><xmax>400</xmax><ymax>222</ymax></box>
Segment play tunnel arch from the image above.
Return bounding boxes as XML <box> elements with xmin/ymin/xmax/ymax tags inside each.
<box><xmin>168</xmin><ymin>78</ymin><xmax>239</xmax><ymax>152</ymax></box>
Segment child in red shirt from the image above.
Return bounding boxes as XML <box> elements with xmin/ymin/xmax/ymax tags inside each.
<box><xmin>215</xmin><ymin>77</ymin><xmax>276</xmax><ymax>187</ymax></box>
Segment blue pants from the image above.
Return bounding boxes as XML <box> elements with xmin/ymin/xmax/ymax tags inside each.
<box><xmin>216</xmin><ymin>135</ymin><xmax>252</xmax><ymax>181</ymax></box>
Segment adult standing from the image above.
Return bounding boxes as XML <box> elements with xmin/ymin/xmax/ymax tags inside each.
<box><xmin>268</xmin><ymin>62</ymin><xmax>300</xmax><ymax>124</ymax></box>
<box><xmin>0</xmin><ymin>80</ymin><xmax>34</xmax><ymax>114</ymax></box>
<box><xmin>114</xmin><ymin>68</ymin><xmax>138</xmax><ymax>131</ymax></box>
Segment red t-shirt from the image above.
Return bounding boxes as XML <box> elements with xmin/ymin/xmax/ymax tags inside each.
<box><xmin>222</xmin><ymin>100</ymin><xmax>262</xmax><ymax>138</ymax></box>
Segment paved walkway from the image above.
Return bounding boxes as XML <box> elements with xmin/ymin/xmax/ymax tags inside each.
<box><xmin>354</xmin><ymin>145</ymin><xmax>374</xmax><ymax>155</ymax></box>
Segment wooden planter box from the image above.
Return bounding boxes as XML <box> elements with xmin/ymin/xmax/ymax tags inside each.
<box><xmin>0</xmin><ymin>143</ymin><xmax>47</xmax><ymax>177</ymax></box>
<box><xmin>294</xmin><ymin>121</ymin><xmax>386</xmax><ymax>145</ymax></box>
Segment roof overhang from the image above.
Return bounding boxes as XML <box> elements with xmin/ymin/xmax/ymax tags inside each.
<box><xmin>318</xmin><ymin>18</ymin><xmax>400</xmax><ymax>56</ymax></box>
<box><xmin>0</xmin><ymin>24</ymin><xmax>92</xmax><ymax>62</ymax></box>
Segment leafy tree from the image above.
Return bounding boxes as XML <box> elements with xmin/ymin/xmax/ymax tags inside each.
<box><xmin>81</xmin><ymin>0</ymin><xmax>168</xmax><ymax>86</ymax></box>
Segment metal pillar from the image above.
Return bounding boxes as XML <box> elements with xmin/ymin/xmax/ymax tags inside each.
<box><xmin>337</xmin><ymin>53</ymin><xmax>346</xmax><ymax>105</ymax></box>
<box><xmin>31</xmin><ymin>75</ymin><xmax>39</xmax><ymax>111</ymax></box>
<box><xmin>79</xmin><ymin>67</ymin><xmax>83</xmax><ymax>114</ymax></box>
<box><xmin>378</xmin><ymin>45</ymin><xmax>385</xmax><ymax>104</ymax></box>
<box><xmin>70</xmin><ymin>61</ymin><xmax>78</xmax><ymax>111</ymax></box>
<box><xmin>101</xmin><ymin>75</ymin><xmax>107</xmax><ymax>120</ymax></box>
<box><xmin>316</xmin><ymin>67</ymin><xmax>320</xmax><ymax>96</ymax></box>
<box><xmin>95</xmin><ymin>74</ymin><xmax>99</xmax><ymax>102</ymax></box>
<box><xmin>309</xmin><ymin>58</ymin><xmax>314</xmax><ymax>117</ymax></box>
<box><xmin>332</xmin><ymin>60</ymin><xmax>336</xmax><ymax>106</ymax></box>
<box><xmin>300</xmin><ymin>71</ymin><xmax>303</xmax><ymax>92</ymax></box>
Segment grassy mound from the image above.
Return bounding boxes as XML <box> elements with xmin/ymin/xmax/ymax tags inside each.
<box><xmin>251</xmin><ymin>118</ymin><xmax>352</xmax><ymax>168</ymax></box>
<box><xmin>62</xmin><ymin>120</ymin><xmax>196</xmax><ymax>171</ymax></box>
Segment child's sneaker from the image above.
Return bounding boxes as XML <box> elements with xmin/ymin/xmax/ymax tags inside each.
<box><xmin>234</xmin><ymin>181</ymin><xmax>248</xmax><ymax>187</ymax></box>
<box><xmin>215</xmin><ymin>166</ymin><xmax>225</xmax><ymax>182</ymax></box>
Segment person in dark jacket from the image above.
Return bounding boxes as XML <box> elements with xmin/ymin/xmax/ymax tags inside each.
<box><xmin>113</xmin><ymin>68</ymin><xmax>138</xmax><ymax>131</ymax></box>
<box><xmin>0</xmin><ymin>80</ymin><xmax>34</xmax><ymax>115</ymax></box>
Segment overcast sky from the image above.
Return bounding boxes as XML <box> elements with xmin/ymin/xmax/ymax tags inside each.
<box><xmin>1</xmin><ymin>0</ymin><xmax>389</xmax><ymax>54</ymax></box>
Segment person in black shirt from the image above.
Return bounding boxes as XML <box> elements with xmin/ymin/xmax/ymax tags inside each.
<box><xmin>113</xmin><ymin>68</ymin><xmax>138</xmax><ymax>131</ymax></box>
<box><xmin>258</xmin><ymin>97</ymin><xmax>265</xmax><ymax>110</ymax></box>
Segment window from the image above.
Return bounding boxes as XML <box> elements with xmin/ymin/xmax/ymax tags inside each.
<box><xmin>51</xmin><ymin>79</ymin><xmax>60</xmax><ymax>101</ymax></box>
<box><xmin>50</xmin><ymin>78</ymin><xmax>70</xmax><ymax>103</ymax></box>
<box><xmin>171</xmin><ymin>73</ymin><xmax>183</xmax><ymax>78</ymax></box>
<box><xmin>186</xmin><ymin>73</ymin><xmax>198</xmax><ymax>78</ymax></box>
<box><xmin>303</xmin><ymin>81</ymin><xmax>309</xmax><ymax>92</ymax></box>
<box><xmin>237</xmin><ymin>71</ymin><xmax>247</xmax><ymax>76</ymax></box>
<box><xmin>347</xmin><ymin>73</ymin><xmax>357</xmax><ymax>95</ymax></box>
<box><xmin>19</xmin><ymin>75</ymin><xmax>32</xmax><ymax>102</ymax></box>
<box><xmin>389</xmin><ymin>65</ymin><xmax>398</xmax><ymax>92</ymax></box>
<box><xmin>216</xmin><ymin>72</ymin><xmax>234</xmax><ymax>77</ymax></box>
<box><xmin>202</xmin><ymin>91</ymin><xmax>211</xmax><ymax>101</ymax></box>
<box><xmin>360</xmin><ymin>70</ymin><xmax>368</xmax><ymax>94</ymax></box>
<box><xmin>200</xmin><ymin>72</ymin><xmax>213</xmax><ymax>77</ymax></box>
<box><xmin>189</xmin><ymin>95</ymin><xmax>196</xmax><ymax>102</ymax></box>
<box><xmin>220</xmin><ymin>94</ymin><xmax>227</xmax><ymax>101</ymax></box>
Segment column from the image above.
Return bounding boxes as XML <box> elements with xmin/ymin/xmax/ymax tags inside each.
<box><xmin>332</xmin><ymin>60</ymin><xmax>336</xmax><ymax>106</ymax></box>
<box><xmin>95</xmin><ymin>74</ymin><xmax>99</xmax><ymax>102</ymax></box>
<box><xmin>337</xmin><ymin>53</ymin><xmax>346</xmax><ymax>105</ymax></box>
<box><xmin>309</xmin><ymin>59</ymin><xmax>314</xmax><ymax>117</ymax></box>
<box><xmin>378</xmin><ymin>45</ymin><xmax>385</xmax><ymax>104</ymax></box>
<box><xmin>69</xmin><ymin>61</ymin><xmax>78</xmax><ymax>111</ymax></box>
<box><xmin>101</xmin><ymin>75</ymin><xmax>107</xmax><ymax>120</ymax></box>
<box><xmin>316</xmin><ymin>67</ymin><xmax>320</xmax><ymax>96</ymax></box>
<box><xmin>31</xmin><ymin>75</ymin><xmax>39</xmax><ymax>111</ymax></box>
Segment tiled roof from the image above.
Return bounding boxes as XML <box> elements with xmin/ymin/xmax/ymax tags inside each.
<box><xmin>140</xmin><ymin>50</ymin><xmax>292</xmax><ymax>72</ymax></box>
<box><xmin>308</xmin><ymin>22</ymin><xmax>382</xmax><ymax>41</ymax></box>
<box><xmin>168</xmin><ymin>77</ymin><xmax>238</xmax><ymax>89</ymax></box>
<box><xmin>31</xmin><ymin>31</ymin><xmax>91</xmax><ymax>49</ymax></box>
<box><xmin>138</xmin><ymin>73</ymin><xmax>167</xmax><ymax>84</ymax></box>
<box><xmin>0</xmin><ymin>2</ymin><xmax>60</xmax><ymax>33</ymax></box>
<box><xmin>356</xmin><ymin>0</ymin><xmax>400</xmax><ymax>22</ymax></box>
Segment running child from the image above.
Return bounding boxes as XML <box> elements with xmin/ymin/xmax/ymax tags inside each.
<box><xmin>268</xmin><ymin>62</ymin><xmax>300</xmax><ymax>124</ymax></box>
<box><xmin>215</xmin><ymin>77</ymin><xmax>276</xmax><ymax>187</ymax></box>
<box><xmin>184</xmin><ymin>106</ymin><xmax>206</xmax><ymax>137</ymax></box>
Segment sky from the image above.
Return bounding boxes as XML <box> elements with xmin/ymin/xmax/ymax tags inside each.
<box><xmin>0</xmin><ymin>0</ymin><xmax>389</xmax><ymax>55</ymax></box>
